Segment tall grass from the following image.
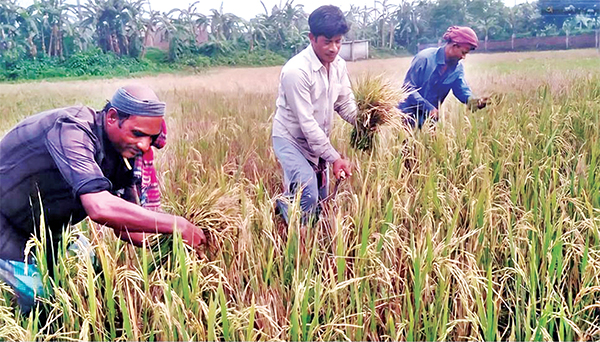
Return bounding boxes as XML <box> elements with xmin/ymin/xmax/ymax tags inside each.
<box><xmin>0</xmin><ymin>49</ymin><xmax>599</xmax><ymax>341</ymax></box>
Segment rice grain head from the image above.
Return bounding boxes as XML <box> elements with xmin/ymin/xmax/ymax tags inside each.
<box><xmin>351</xmin><ymin>74</ymin><xmax>408</xmax><ymax>151</ymax></box>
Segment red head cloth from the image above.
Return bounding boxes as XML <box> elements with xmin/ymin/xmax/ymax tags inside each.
<box><xmin>442</xmin><ymin>26</ymin><xmax>479</xmax><ymax>49</ymax></box>
<box><xmin>152</xmin><ymin>119</ymin><xmax>167</xmax><ymax>149</ymax></box>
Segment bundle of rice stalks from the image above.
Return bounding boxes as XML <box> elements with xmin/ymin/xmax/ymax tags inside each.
<box><xmin>351</xmin><ymin>74</ymin><xmax>407</xmax><ymax>151</ymax></box>
<box><xmin>183</xmin><ymin>185</ymin><xmax>242</xmax><ymax>259</ymax></box>
<box><xmin>149</xmin><ymin>183</ymin><xmax>243</xmax><ymax>269</ymax></box>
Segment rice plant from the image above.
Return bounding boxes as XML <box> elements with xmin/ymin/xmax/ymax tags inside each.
<box><xmin>0</xmin><ymin>49</ymin><xmax>599</xmax><ymax>341</ymax></box>
<box><xmin>350</xmin><ymin>74</ymin><xmax>407</xmax><ymax>151</ymax></box>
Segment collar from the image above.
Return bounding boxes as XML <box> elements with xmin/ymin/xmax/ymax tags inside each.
<box><xmin>435</xmin><ymin>46</ymin><xmax>446</xmax><ymax>66</ymax></box>
<box><xmin>307</xmin><ymin>44</ymin><xmax>338</xmax><ymax>72</ymax></box>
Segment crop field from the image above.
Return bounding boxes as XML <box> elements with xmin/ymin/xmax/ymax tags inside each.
<box><xmin>0</xmin><ymin>48</ymin><xmax>599</xmax><ymax>341</ymax></box>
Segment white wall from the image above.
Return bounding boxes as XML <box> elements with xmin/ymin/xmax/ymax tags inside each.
<box><xmin>339</xmin><ymin>41</ymin><xmax>369</xmax><ymax>61</ymax></box>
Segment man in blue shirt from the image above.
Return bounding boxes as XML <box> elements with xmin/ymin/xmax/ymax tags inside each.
<box><xmin>399</xmin><ymin>26</ymin><xmax>489</xmax><ymax>128</ymax></box>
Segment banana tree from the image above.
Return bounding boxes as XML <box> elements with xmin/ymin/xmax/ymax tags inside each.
<box><xmin>0</xmin><ymin>0</ymin><xmax>21</xmax><ymax>54</ymax></box>
<box><xmin>374</xmin><ymin>0</ymin><xmax>396</xmax><ymax>48</ymax></box>
<box><xmin>80</xmin><ymin>0</ymin><xmax>145</xmax><ymax>56</ymax></box>
<box><xmin>242</xmin><ymin>16</ymin><xmax>267</xmax><ymax>51</ymax></box>
<box><xmin>209</xmin><ymin>3</ymin><xmax>241</xmax><ymax>42</ymax></box>
<box><xmin>16</xmin><ymin>7</ymin><xmax>39</xmax><ymax>56</ymax></box>
<box><xmin>393</xmin><ymin>0</ymin><xmax>425</xmax><ymax>52</ymax></box>
<box><xmin>167</xmin><ymin>1</ymin><xmax>208</xmax><ymax>45</ymax></box>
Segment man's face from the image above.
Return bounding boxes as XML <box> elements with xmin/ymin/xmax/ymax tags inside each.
<box><xmin>105</xmin><ymin>108</ymin><xmax>163</xmax><ymax>158</ymax></box>
<box><xmin>309</xmin><ymin>33</ymin><xmax>343</xmax><ymax>66</ymax></box>
<box><xmin>447</xmin><ymin>43</ymin><xmax>473</xmax><ymax>62</ymax></box>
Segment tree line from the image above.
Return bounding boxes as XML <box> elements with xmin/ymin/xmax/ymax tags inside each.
<box><xmin>0</xmin><ymin>0</ymin><xmax>598</xmax><ymax>79</ymax></box>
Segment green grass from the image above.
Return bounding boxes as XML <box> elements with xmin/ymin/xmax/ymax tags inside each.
<box><xmin>0</xmin><ymin>49</ymin><xmax>599</xmax><ymax>341</ymax></box>
<box><xmin>470</xmin><ymin>48</ymin><xmax>600</xmax><ymax>75</ymax></box>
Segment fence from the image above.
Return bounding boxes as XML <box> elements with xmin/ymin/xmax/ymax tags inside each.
<box><xmin>339</xmin><ymin>40</ymin><xmax>369</xmax><ymax>61</ymax></box>
<box><xmin>417</xmin><ymin>32</ymin><xmax>599</xmax><ymax>52</ymax></box>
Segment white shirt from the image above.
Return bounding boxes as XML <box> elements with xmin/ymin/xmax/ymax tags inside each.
<box><xmin>272</xmin><ymin>44</ymin><xmax>357</xmax><ymax>165</ymax></box>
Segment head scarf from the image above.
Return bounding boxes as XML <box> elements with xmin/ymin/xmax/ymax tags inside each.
<box><xmin>442</xmin><ymin>26</ymin><xmax>479</xmax><ymax>48</ymax></box>
<box><xmin>152</xmin><ymin>119</ymin><xmax>167</xmax><ymax>149</ymax></box>
<box><xmin>132</xmin><ymin>119</ymin><xmax>167</xmax><ymax>211</ymax></box>
<box><xmin>111</xmin><ymin>87</ymin><xmax>166</xmax><ymax>117</ymax></box>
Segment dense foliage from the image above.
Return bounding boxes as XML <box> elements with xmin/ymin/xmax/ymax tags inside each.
<box><xmin>0</xmin><ymin>0</ymin><xmax>598</xmax><ymax>80</ymax></box>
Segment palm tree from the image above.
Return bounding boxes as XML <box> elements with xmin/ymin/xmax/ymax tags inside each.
<box><xmin>475</xmin><ymin>16</ymin><xmax>500</xmax><ymax>51</ymax></box>
<box><xmin>562</xmin><ymin>17</ymin><xmax>580</xmax><ymax>49</ymax></box>
<box><xmin>17</xmin><ymin>7</ymin><xmax>39</xmax><ymax>57</ymax></box>
<box><xmin>468</xmin><ymin>0</ymin><xmax>504</xmax><ymax>51</ymax></box>
<box><xmin>139</xmin><ymin>8</ymin><xmax>160</xmax><ymax>58</ymax></box>
<box><xmin>64</xmin><ymin>0</ymin><xmax>92</xmax><ymax>51</ymax></box>
<box><xmin>253</xmin><ymin>0</ymin><xmax>307</xmax><ymax>54</ymax></box>
<box><xmin>44</xmin><ymin>0</ymin><xmax>71</xmax><ymax>57</ymax></box>
<box><xmin>24</xmin><ymin>1</ymin><xmax>46</xmax><ymax>55</ymax></box>
<box><xmin>592</xmin><ymin>14</ymin><xmax>600</xmax><ymax>50</ymax></box>
<box><xmin>503</xmin><ymin>5</ymin><xmax>518</xmax><ymax>50</ymax></box>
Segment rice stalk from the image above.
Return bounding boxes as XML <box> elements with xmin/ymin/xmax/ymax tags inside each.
<box><xmin>350</xmin><ymin>74</ymin><xmax>407</xmax><ymax>151</ymax></box>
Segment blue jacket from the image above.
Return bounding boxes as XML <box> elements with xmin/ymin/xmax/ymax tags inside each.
<box><xmin>399</xmin><ymin>46</ymin><xmax>473</xmax><ymax>125</ymax></box>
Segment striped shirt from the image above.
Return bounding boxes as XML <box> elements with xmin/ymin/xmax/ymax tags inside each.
<box><xmin>0</xmin><ymin>106</ymin><xmax>132</xmax><ymax>261</ymax></box>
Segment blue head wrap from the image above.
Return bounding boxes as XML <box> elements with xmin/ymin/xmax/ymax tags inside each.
<box><xmin>110</xmin><ymin>87</ymin><xmax>166</xmax><ymax>117</ymax></box>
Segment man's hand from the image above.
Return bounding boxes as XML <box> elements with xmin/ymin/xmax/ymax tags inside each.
<box><xmin>177</xmin><ymin>217</ymin><xmax>207</xmax><ymax>248</ymax></box>
<box><xmin>429</xmin><ymin>108</ymin><xmax>439</xmax><ymax>121</ymax></box>
<box><xmin>81</xmin><ymin>191</ymin><xmax>207</xmax><ymax>248</ymax></box>
<box><xmin>332</xmin><ymin>158</ymin><xmax>352</xmax><ymax>180</ymax></box>
<box><xmin>468</xmin><ymin>97</ymin><xmax>489</xmax><ymax>111</ymax></box>
<box><xmin>477</xmin><ymin>97</ymin><xmax>489</xmax><ymax>109</ymax></box>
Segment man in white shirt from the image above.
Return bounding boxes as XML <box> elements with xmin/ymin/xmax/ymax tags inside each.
<box><xmin>272</xmin><ymin>5</ymin><xmax>357</xmax><ymax>224</ymax></box>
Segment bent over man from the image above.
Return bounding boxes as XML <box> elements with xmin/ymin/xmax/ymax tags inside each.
<box><xmin>0</xmin><ymin>84</ymin><xmax>205</xmax><ymax>313</ymax></box>
<box><xmin>399</xmin><ymin>26</ymin><xmax>489</xmax><ymax>129</ymax></box>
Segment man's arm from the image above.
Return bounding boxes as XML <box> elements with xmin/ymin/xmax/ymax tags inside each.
<box><xmin>113</xmin><ymin>230</ymin><xmax>148</xmax><ymax>247</ymax></box>
<box><xmin>45</xmin><ymin>115</ymin><xmax>205</xmax><ymax>248</ymax></box>
<box><xmin>80</xmin><ymin>191</ymin><xmax>205</xmax><ymax>248</ymax></box>
<box><xmin>452</xmin><ymin>65</ymin><xmax>473</xmax><ymax>104</ymax></box>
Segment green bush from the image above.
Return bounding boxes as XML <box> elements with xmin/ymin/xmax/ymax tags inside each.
<box><xmin>212</xmin><ymin>49</ymin><xmax>287</xmax><ymax>67</ymax></box>
<box><xmin>0</xmin><ymin>45</ymin><xmax>286</xmax><ymax>82</ymax></box>
<box><xmin>0</xmin><ymin>49</ymin><xmax>163</xmax><ymax>81</ymax></box>
<box><xmin>181</xmin><ymin>55</ymin><xmax>212</xmax><ymax>68</ymax></box>
<box><xmin>143</xmin><ymin>47</ymin><xmax>169</xmax><ymax>64</ymax></box>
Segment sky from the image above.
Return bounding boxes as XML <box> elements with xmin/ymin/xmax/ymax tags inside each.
<box><xmin>18</xmin><ymin>0</ymin><xmax>529</xmax><ymax>20</ymax></box>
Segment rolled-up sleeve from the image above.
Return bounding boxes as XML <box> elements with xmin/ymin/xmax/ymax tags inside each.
<box><xmin>45</xmin><ymin>117</ymin><xmax>112</xmax><ymax>197</ymax></box>
<box><xmin>281</xmin><ymin>68</ymin><xmax>341</xmax><ymax>163</ymax></box>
